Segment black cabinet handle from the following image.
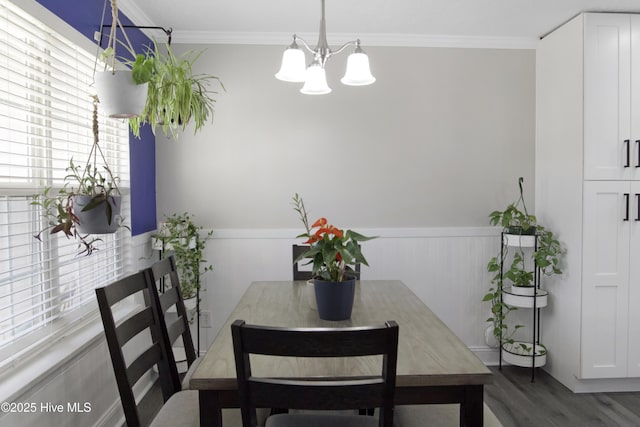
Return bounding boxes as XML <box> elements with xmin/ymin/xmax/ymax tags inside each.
<box><xmin>624</xmin><ymin>193</ymin><xmax>630</xmax><ymax>221</ymax></box>
<box><xmin>636</xmin><ymin>140</ymin><xmax>640</xmax><ymax>168</ymax></box>
<box><xmin>624</xmin><ymin>140</ymin><xmax>630</xmax><ymax>168</ymax></box>
<box><xmin>636</xmin><ymin>194</ymin><xmax>640</xmax><ymax>221</ymax></box>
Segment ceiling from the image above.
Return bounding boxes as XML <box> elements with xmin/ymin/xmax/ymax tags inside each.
<box><xmin>119</xmin><ymin>0</ymin><xmax>640</xmax><ymax>48</ymax></box>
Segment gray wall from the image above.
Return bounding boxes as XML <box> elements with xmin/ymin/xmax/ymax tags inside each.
<box><xmin>155</xmin><ymin>44</ymin><xmax>536</xmax><ymax>229</ymax></box>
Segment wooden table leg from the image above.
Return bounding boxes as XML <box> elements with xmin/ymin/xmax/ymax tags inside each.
<box><xmin>199</xmin><ymin>390</ymin><xmax>223</xmax><ymax>427</ymax></box>
<box><xmin>460</xmin><ymin>385</ymin><xmax>483</xmax><ymax>427</ymax></box>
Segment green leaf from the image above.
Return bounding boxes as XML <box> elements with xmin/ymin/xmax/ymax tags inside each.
<box><xmin>81</xmin><ymin>194</ymin><xmax>106</xmax><ymax>212</ymax></box>
<box><xmin>131</xmin><ymin>54</ymin><xmax>154</xmax><ymax>84</ymax></box>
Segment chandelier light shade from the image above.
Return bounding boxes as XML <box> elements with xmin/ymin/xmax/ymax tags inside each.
<box><xmin>275</xmin><ymin>39</ymin><xmax>306</xmax><ymax>82</ymax></box>
<box><xmin>275</xmin><ymin>0</ymin><xmax>375</xmax><ymax>95</ymax></box>
<box><xmin>301</xmin><ymin>61</ymin><xmax>331</xmax><ymax>95</ymax></box>
<box><xmin>341</xmin><ymin>44</ymin><xmax>376</xmax><ymax>86</ymax></box>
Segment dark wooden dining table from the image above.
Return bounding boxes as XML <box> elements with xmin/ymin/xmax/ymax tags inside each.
<box><xmin>190</xmin><ymin>280</ymin><xmax>493</xmax><ymax>427</ymax></box>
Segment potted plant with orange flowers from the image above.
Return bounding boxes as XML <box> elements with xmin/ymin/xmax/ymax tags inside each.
<box><xmin>292</xmin><ymin>194</ymin><xmax>376</xmax><ymax>320</ymax></box>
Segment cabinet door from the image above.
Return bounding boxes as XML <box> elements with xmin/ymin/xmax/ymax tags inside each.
<box><xmin>631</xmin><ymin>16</ymin><xmax>640</xmax><ymax>177</ymax></box>
<box><xmin>627</xmin><ymin>182</ymin><xmax>640</xmax><ymax>376</ymax></box>
<box><xmin>582</xmin><ymin>181</ymin><xmax>630</xmax><ymax>378</ymax></box>
<box><xmin>584</xmin><ymin>14</ymin><xmax>632</xmax><ymax>180</ymax></box>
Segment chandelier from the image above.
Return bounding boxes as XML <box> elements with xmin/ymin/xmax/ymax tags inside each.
<box><xmin>275</xmin><ymin>0</ymin><xmax>375</xmax><ymax>95</ymax></box>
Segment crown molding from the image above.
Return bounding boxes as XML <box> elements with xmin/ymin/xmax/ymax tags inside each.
<box><xmin>169</xmin><ymin>31</ymin><xmax>538</xmax><ymax>49</ymax></box>
<box><xmin>116</xmin><ymin>0</ymin><xmax>537</xmax><ymax>50</ymax></box>
<box><xmin>117</xmin><ymin>0</ymin><xmax>154</xmax><ymax>26</ymax></box>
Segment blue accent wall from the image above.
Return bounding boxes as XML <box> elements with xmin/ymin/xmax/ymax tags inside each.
<box><xmin>36</xmin><ymin>0</ymin><xmax>157</xmax><ymax>235</ymax></box>
<box><xmin>129</xmin><ymin>126</ymin><xmax>157</xmax><ymax>233</ymax></box>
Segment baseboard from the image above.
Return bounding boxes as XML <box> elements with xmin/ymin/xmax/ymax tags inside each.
<box><xmin>571</xmin><ymin>377</ymin><xmax>640</xmax><ymax>393</ymax></box>
<box><xmin>471</xmin><ymin>346</ymin><xmax>500</xmax><ymax>366</ymax></box>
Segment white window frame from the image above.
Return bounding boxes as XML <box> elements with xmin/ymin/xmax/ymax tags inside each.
<box><xmin>0</xmin><ymin>0</ymin><xmax>133</xmax><ymax>371</ymax></box>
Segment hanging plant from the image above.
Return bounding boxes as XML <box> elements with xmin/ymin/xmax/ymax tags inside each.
<box><xmin>128</xmin><ymin>42</ymin><xmax>224</xmax><ymax>140</ymax></box>
<box><xmin>32</xmin><ymin>96</ymin><xmax>127</xmax><ymax>255</ymax></box>
<box><xmin>93</xmin><ymin>0</ymin><xmax>153</xmax><ymax>118</ymax></box>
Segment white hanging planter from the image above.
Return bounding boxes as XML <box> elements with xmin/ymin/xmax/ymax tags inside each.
<box><xmin>94</xmin><ymin>70</ymin><xmax>148</xmax><ymax>118</ymax></box>
<box><xmin>503</xmin><ymin>233</ymin><xmax>536</xmax><ymax>248</ymax></box>
<box><xmin>502</xmin><ymin>341</ymin><xmax>547</xmax><ymax>367</ymax></box>
<box><xmin>504</xmin><ymin>287</ymin><xmax>548</xmax><ymax>308</ymax></box>
<box><xmin>509</xmin><ymin>285</ymin><xmax>537</xmax><ymax>296</ymax></box>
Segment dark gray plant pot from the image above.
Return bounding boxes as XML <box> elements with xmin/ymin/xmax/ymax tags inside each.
<box><xmin>74</xmin><ymin>195</ymin><xmax>121</xmax><ymax>234</ymax></box>
<box><xmin>314</xmin><ymin>276</ymin><xmax>356</xmax><ymax>321</ymax></box>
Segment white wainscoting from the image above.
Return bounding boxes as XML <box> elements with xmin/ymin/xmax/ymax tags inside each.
<box><xmin>198</xmin><ymin>227</ymin><xmax>501</xmax><ymax>365</ymax></box>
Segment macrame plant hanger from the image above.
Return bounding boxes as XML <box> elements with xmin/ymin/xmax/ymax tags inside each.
<box><xmin>80</xmin><ymin>95</ymin><xmax>120</xmax><ymax>196</ymax></box>
<box><xmin>93</xmin><ymin>0</ymin><xmax>172</xmax><ymax>78</ymax></box>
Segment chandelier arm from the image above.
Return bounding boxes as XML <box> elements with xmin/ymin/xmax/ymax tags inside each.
<box><xmin>294</xmin><ymin>36</ymin><xmax>317</xmax><ymax>55</ymax></box>
<box><xmin>331</xmin><ymin>40</ymin><xmax>358</xmax><ymax>56</ymax></box>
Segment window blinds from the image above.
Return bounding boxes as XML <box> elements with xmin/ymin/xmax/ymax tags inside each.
<box><xmin>0</xmin><ymin>0</ymin><xmax>132</xmax><ymax>366</ymax></box>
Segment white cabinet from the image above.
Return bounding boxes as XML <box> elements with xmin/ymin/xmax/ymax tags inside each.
<box><xmin>582</xmin><ymin>181</ymin><xmax>640</xmax><ymax>378</ymax></box>
<box><xmin>627</xmin><ymin>184</ymin><xmax>640</xmax><ymax>377</ymax></box>
<box><xmin>536</xmin><ymin>12</ymin><xmax>640</xmax><ymax>391</ymax></box>
<box><xmin>584</xmin><ymin>14</ymin><xmax>640</xmax><ymax>180</ymax></box>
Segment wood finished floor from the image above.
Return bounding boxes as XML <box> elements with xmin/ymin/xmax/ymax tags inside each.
<box><xmin>135</xmin><ymin>366</ymin><xmax>640</xmax><ymax>427</ymax></box>
<box><xmin>485</xmin><ymin>366</ymin><xmax>640</xmax><ymax>427</ymax></box>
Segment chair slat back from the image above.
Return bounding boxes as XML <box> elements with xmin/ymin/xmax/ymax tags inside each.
<box><xmin>95</xmin><ymin>271</ymin><xmax>178</xmax><ymax>427</ymax></box>
<box><xmin>249</xmin><ymin>378</ymin><xmax>387</xmax><ymax>411</ymax></box>
<box><xmin>232</xmin><ymin>320</ymin><xmax>399</xmax><ymax>427</ymax></box>
<box><xmin>238</xmin><ymin>324</ymin><xmax>394</xmax><ymax>357</ymax></box>
<box><xmin>292</xmin><ymin>244</ymin><xmax>314</xmax><ymax>281</ymax></box>
<box><xmin>151</xmin><ymin>255</ymin><xmax>197</xmax><ymax>366</ymax></box>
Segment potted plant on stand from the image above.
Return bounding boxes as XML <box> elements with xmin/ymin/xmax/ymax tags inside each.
<box><xmin>483</xmin><ymin>177</ymin><xmax>563</xmax><ymax>366</ymax></box>
<box><xmin>152</xmin><ymin>212</ymin><xmax>213</xmax><ymax>316</ymax></box>
<box><xmin>32</xmin><ymin>95</ymin><xmax>126</xmax><ymax>256</ymax></box>
<box><xmin>292</xmin><ymin>194</ymin><xmax>375</xmax><ymax>321</ymax></box>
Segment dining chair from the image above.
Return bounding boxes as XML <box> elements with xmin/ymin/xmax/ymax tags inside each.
<box><xmin>292</xmin><ymin>244</ymin><xmax>313</xmax><ymax>281</ymax></box>
<box><xmin>231</xmin><ymin>319</ymin><xmax>399</xmax><ymax>427</ymax></box>
<box><xmin>292</xmin><ymin>244</ymin><xmax>361</xmax><ymax>281</ymax></box>
<box><xmin>95</xmin><ymin>270</ymin><xmax>197</xmax><ymax>427</ymax></box>
<box><xmin>96</xmin><ymin>270</ymin><xmax>242</xmax><ymax>427</ymax></box>
<box><xmin>149</xmin><ymin>255</ymin><xmax>201</xmax><ymax>391</ymax></box>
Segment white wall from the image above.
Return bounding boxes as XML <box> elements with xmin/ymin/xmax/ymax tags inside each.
<box><xmin>155</xmin><ymin>44</ymin><xmax>536</xmax><ymax>229</ymax></box>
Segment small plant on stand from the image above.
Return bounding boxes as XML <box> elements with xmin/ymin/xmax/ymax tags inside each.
<box><xmin>153</xmin><ymin>212</ymin><xmax>213</xmax><ymax>321</ymax></box>
<box><xmin>483</xmin><ymin>177</ymin><xmax>563</xmax><ymax>354</ymax></box>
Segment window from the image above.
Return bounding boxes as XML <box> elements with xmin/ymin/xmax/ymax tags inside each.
<box><xmin>0</xmin><ymin>0</ymin><xmax>131</xmax><ymax>367</ymax></box>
